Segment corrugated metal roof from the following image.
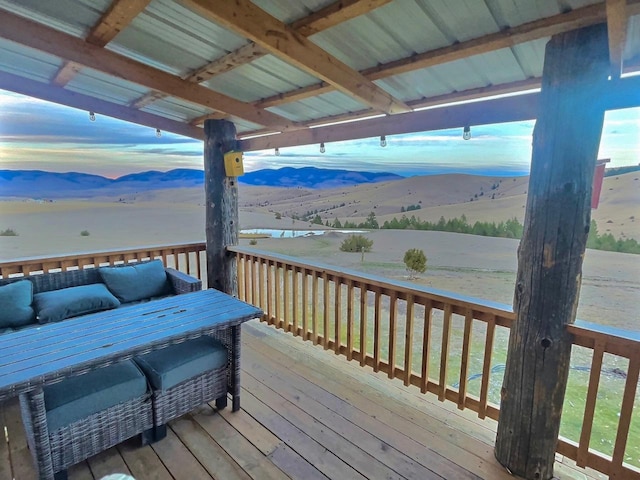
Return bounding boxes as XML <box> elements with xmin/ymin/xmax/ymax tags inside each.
<box><xmin>0</xmin><ymin>0</ymin><xmax>637</xmax><ymax>143</ymax></box>
<box><xmin>204</xmin><ymin>55</ymin><xmax>319</xmax><ymax>103</ymax></box>
<box><xmin>109</xmin><ymin>0</ymin><xmax>248</xmax><ymax>77</ymax></box>
<box><xmin>64</xmin><ymin>67</ymin><xmax>149</xmax><ymax>105</ymax></box>
<box><xmin>251</xmin><ymin>0</ymin><xmax>335</xmax><ymax>24</ymax></box>
<box><xmin>0</xmin><ymin>0</ymin><xmax>110</xmax><ymax>37</ymax></box>
<box><xmin>0</xmin><ymin>39</ymin><xmax>63</xmax><ymax>83</ymax></box>
<box><xmin>140</xmin><ymin>96</ymin><xmax>213</xmax><ymax>122</ymax></box>
<box><xmin>267</xmin><ymin>91</ymin><xmax>368</xmax><ymax>122</ymax></box>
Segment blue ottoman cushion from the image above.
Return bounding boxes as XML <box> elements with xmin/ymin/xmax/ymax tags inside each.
<box><xmin>44</xmin><ymin>359</ymin><xmax>148</xmax><ymax>432</ymax></box>
<box><xmin>134</xmin><ymin>336</ymin><xmax>227</xmax><ymax>391</ymax></box>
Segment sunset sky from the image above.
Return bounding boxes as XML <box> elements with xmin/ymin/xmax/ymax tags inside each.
<box><xmin>1</xmin><ymin>89</ymin><xmax>638</xmax><ymax>178</ymax></box>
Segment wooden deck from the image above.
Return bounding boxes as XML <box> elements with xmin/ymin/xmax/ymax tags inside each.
<box><xmin>1</xmin><ymin>321</ymin><xmax>605</xmax><ymax>480</ymax></box>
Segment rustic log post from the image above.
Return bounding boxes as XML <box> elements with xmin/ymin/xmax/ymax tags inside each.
<box><xmin>495</xmin><ymin>25</ymin><xmax>609</xmax><ymax>479</ymax></box>
<box><xmin>204</xmin><ymin>119</ymin><xmax>238</xmax><ymax>296</ymax></box>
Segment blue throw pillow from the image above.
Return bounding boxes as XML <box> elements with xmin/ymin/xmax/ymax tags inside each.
<box><xmin>0</xmin><ymin>280</ymin><xmax>36</xmax><ymax>329</ymax></box>
<box><xmin>99</xmin><ymin>260</ymin><xmax>171</xmax><ymax>303</ymax></box>
<box><xmin>34</xmin><ymin>284</ymin><xmax>120</xmax><ymax>324</ymax></box>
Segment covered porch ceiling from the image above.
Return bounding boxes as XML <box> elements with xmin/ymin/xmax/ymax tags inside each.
<box><xmin>1</xmin><ymin>0</ymin><xmax>639</xmax><ymax>152</ymax></box>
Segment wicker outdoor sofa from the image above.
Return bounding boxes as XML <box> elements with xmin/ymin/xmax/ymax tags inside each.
<box><xmin>0</xmin><ymin>260</ymin><xmax>233</xmax><ymax>480</ymax></box>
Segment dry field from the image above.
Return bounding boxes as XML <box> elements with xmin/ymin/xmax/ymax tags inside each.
<box><xmin>0</xmin><ymin>172</ymin><xmax>638</xmax><ymax>331</ymax></box>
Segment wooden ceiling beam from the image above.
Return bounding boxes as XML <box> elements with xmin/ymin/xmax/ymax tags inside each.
<box><xmin>0</xmin><ymin>11</ymin><xmax>297</xmax><ymax>130</ymax></box>
<box><xmin>241</xmin><ymin>93</ymin><xmax>540</xmax><ymax>151</ymax></box>
<box><xmin>254</xmin><ymin>1</ymin><xmax>640</xmax><ymax>109</ymax></box>
<box><xmin>239</xmin><ymin>75</ymin><xmax>640</xmax><ymax>151</ymax></box>
<box><xmin>290</xmin><ymin>0</ymin><xmax>393</xmax><ymax>37</ymax></box>
<box><xmin>52</xmin><ymin>0</ymin><xmax>151</xmax><ymax>87</ymax></box>
<box><xmin>52</xmin><ymin>61</ymin><xmax>83</xmax><ymax>87</ymax></box>
<box><xmin>184</xmin><ymin>0</ymin><xmax>392</xmax><ymax>82</ymax></box>
<box><xmin>606</xmin><ymin>0</ymin><xmax>628</xmax><ymax>79</ymax></box>
<box><xmin>131</xmin><ymin>0</ymin><xmax>394</xmax><ymax>111</ymax></box>
<box><xmin>0</xmin><ymin>71</ymin><xmax>204</xmax><ymax>141</ymax></box>
<box><xmin>85</xmin><ymin>0</ymin><xmax>151</xmax><ymax>46</ymax></box>
<box><xmin>180</xmin><ymin>0</ymin><xmax>411</xmax><ymax>115</ymax></box>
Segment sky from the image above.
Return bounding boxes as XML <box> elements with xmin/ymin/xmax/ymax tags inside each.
<box><xmin>0</xmin><ymin>89</ymin><xmax>638</xmax><ymax>179</ymax></box>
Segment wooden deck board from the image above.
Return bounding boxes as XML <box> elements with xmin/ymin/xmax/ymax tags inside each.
<box><xmin>1</xmin><ymin>321</ymin><xmax>604</xmax><ymax>480</ymax></box>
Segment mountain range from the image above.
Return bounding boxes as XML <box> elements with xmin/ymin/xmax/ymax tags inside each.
<box><xmin>0</xmin><ymin>167</ymin><xmax>403</xmax><ymax>198</ymax></box>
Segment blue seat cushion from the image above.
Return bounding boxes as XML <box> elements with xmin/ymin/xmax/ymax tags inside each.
<box><xmin>134</xmin><ymin>336</ymin><xmax>228</xmax><ymax>391</ymax></box>
<box><xmin>33</xmin><ymin>284</ymin><xmax>120</xmax><ymax>324</ymax></box>
<box><xmin>99</xmin><ymin>260</ymin><xmax>171</xmax><ymax>304</ymax></box>
<box><xmin>0</xmin><ymin>280</ymin><xmax>36</xmax><ymax>329</ymax></box>
<box><xmin>44</xmin><ymin>360</ymin><xmax>148</xmax><ymax>432</ymax></box>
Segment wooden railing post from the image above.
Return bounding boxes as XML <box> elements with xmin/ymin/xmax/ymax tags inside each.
<box><xmin>495</xmin><ymin>25</ymin><xmax>609</xmax><ymax>480</ymax></box>
<box><xmin>203</xmin><ymin>119</ymin><xmax>238</xmax><ymax>296</ymax></box>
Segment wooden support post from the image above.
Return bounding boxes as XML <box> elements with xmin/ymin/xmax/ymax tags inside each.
<box><xmin>494</xmin><ymin>25</ymin><xmax>609</xmax><ymax>480</ymax></box>
<box><xmin>204</xmin><ymin>119</ymin><xmax>239</xmax><ymax>296</ymax></box>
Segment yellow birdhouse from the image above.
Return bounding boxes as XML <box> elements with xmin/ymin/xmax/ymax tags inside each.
<box><xmin>223</xmin><ymin>151</ymin><xmax>244</xmax><ymax>177</ymax></box>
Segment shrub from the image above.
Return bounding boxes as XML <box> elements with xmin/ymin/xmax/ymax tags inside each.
<box><xmin>0</xmin><ymin>228</ymin><xmax>18</xmax><ymax>236</ymax></box>
<box><xmin>275</xmin><ymin>212</ymin><xmax>282</xmax><ymax>220</ymax></box>
<box><xmin>403</xmin><ymin>249</ymin><xmax>427</xmax><ymax>278</ymax></box>
<box><xmin>249</xmin><ymin>239</ymin><xmax>258</xmax><ymax>246</ymax></box>
<box><xmin>340</xmin><ymin>234</ymin><xmax>373</xmax><ymax>253</ymax></box>
<box><xmin>80</xmin><ymin>230</ymin><xmax>90</xmax><ymax>236</ymax></box>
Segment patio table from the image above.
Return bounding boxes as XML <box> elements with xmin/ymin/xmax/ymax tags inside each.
<box><xmin>0</xmin><ymin>288</ymin><xmax>263</xmax><ymax>409</ymax></box>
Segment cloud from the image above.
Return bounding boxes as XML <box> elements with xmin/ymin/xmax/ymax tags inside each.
<box><xmin>1</xmin><ymin>89</ymin><xmax>639</xmax><ymax>177</ymax></box>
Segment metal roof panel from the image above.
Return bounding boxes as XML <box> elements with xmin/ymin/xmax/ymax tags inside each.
<box><xmin>250</xmin><ymin>0</ymin><xmax>336</xmax><ymax>24</ymax></box>
<box><xmin>0</xmin><ymin>39</ymin><xmax>63</xmax><ymax>82</ymax></box>
<box><xmin>108</xmin><ymin>0</ymin><xmax>248</xmax><ymax>77</ymax></box>
<box><xmin>64</xmin><ymin>68</ymin><xmax>149</xmax><ymax>105</ymax></box>
<box><xmin>0</xmin><ymin>0</ymin><xmax>111</xmax><ymax>37</ymax></box>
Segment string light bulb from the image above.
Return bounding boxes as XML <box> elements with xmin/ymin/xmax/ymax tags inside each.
<box><xmin>320</xmin><ymin>142</ymin><xmax>325</xmax><ymax>153</ymax></box>
<box><xmin>275</xmin><ymin>147</ymin><xmax>280</xmax><ymax>156</ymax></box>
<box><xmin>89</xmin><ymin>111</ymin><xmax>96</xmax><ymax>122</ymax></box>
<box><xmin>156</xmin><ymin>128</ymin><xmax>162</xmax><ymax>138</ymax></box>
<box><xmin>463</xmin><ymin>125</ymin><xmax>471</xmax><ymax>140</ymax></box>
<box><xmin>380</xmin><ymin>135</ymin><xmax>387</xmax><ymax>147</ymax></box>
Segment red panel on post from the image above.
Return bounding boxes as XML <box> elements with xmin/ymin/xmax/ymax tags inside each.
<box><xmin>591</xmin><ymin>159</ymin><xmax>610</xmax><ymax>209</ymax></box>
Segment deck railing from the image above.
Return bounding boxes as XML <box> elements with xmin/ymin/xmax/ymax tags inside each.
<box><xmin>229</xmin><ymin>246</ymin><xmax>640</xmax><ymax>480</ymax></box>
<box><xmin>1</xmin><ymin>244</ymin><xmax>638</xmax><ymax>479</ymax></box>
<box><xmin>0</xmin><ymin>242</ymin><xmax>207</xmax><ymax>283</ymax></box>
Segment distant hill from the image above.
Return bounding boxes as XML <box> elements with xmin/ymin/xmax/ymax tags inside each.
<box><xmin>240</xmin><ymin>167</ymin><xmax>402</xmax><ymax>188</ymax></box>
<box><xmin>0</xmin><ymin>167</ymin><xmax>402</xmax><ymax>198</ymax></box>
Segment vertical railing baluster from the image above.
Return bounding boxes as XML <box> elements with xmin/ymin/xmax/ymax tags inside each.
<box><xmin>258</xmin><ymin>259</ymin><xmax>265</xmax><ymax>313</ymax></box>
<box><xmin>312</xmin><ymin>272</ymin><xmax>319</xmax><ymax>344</ymax></box>
<box><xmin>610</xmin><ymin>357</ymin><xmax>640</xmax><ymax>476</ymax></box>
<box><xmin>359</xmin><ymin>283</ymin><xmax>367</xmax><ymax>367</ymax></box>
<box><xmin>237</xmin><ymin>255</ymin><xmax>245</xmax><ymax>301</ymax></box>
<box><xmin>323</xmin><ymin>272</ymin><xmax>330</xmax><ymax>350</ymax></box>
<box><xmin>458</xmin><ymin>308</ymin><xmax>473</xmax><ymax>410</ymax></box>
<box><xmin>388</xmin><ymin>292</ymin><xmax>397</xmax><ymax>379</ymax></box>
<box><xmin>421</xmin><ymin>300</ymin><xmax>433</xmax><ymax>394</ymax></box>
<box><xmin>577</xmin><ymin>339</ymin><xmax>605</xmax><ymax>467</ymax></box>
<box><xmin>302</xmin><ymin>268</ymin><xmax>309</xmax><ymax>340</ymax></box>
<box><xmin>243</xmin><ymin>254</ymin><xmax>251</xmax><ymax>303</ymax></box>
<box><xmin>334</xmin><ymin>279</ymin><xmax>342</xmax><ymax>354</ymax></box>
<box><xmin>478</xmin><ymin>314</ymin><xmax>495</xmax><ymax>419</ymax></box>
<box><xmin>292</xmin><ymin>266</ymin><xmax>299</xmax><ymax>335</ymax></box>
<box><xmin>346</xmin><ymin>279</ymin><xmax>354</xmax><ymax>361</ymax></box>
<box><xmin>274</xmin><ymin>262</ymin><xmax>281</xmax><ymax>328</ymax></box>
<box><xmin>404</xmin><ymin>294</ymin><xmax>414</xmax><ymax>386</ymax></box>
<box><xmin>283</xmin><ymin>264</ymin><xmax>290</xmax><ymax>332</ymax></box>
<box><xmin>373</xmin><ymin>289</ymin><xmax>382</xmax><ymax>372</ymax></box>
<box><xmin>266</xmin><ymin>260</ymin><xmax>273</xmax><ymax>323</ymax></box>
<box><xmin>439</xmin><ymin>304</ymin><xmax>453</xmax><ymax>401</ymax></box>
